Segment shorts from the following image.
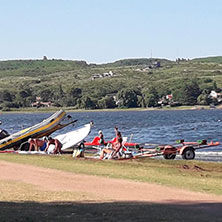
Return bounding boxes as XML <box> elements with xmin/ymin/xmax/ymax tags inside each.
<box><xmin>40</xmin><ymin>142</ymin><xmax>47</xmax><ymax>151</ymax></box>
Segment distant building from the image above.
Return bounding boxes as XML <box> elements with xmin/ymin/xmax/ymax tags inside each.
<box><xmin>166</xmin><ymin>94</ymin><xmax>173</xmax><ymax>100</ymax></box>
<box><xmin>31</xmin><ymin>97</ymin><xmax>54</xmax><ymax>108</ymax></box>
<box><xmin>210</xmin><ymin>90</ymin><xmax>222</xmax><ymax>102</ymax></box>
<box><xmin>158</xmin><ymin>94</ymin><xmax>173</xmax><ymax>106</ymax></box>
<box><xmin>210</xmin><ymin>90</ymin><xmax>218</xmax><ymax>98</ymax></box>
<box><xmin>91</xmin><ymin>71</ymin><xmax>115</xmax><ymax>80</ymax></box>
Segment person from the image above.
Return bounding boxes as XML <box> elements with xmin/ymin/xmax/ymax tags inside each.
<box><xmin>114</xmin><ymin>127</ymin><xmax>123</xmax><ymax>150</ymax></box>
<box><xmin>100</xmin><ymin>127</ymin><xmax>122</xmax><ymax>160</ymax></box>
<box><xmin>44</xmin><ymin>136</ymin><xmax>62</xmax><ymax>154</ymax></box>
<box><xmin>28</xmin><ymin>137</ymin><xmax>47</xmax><ymax>151</ymax></box>
<box><xmin>98</xmin><ymin>130</ymin><xmax>105</xmax><ymax>145</ymax></box>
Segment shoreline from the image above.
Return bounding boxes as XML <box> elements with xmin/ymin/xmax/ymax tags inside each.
<box><xmin>1</xmin><ymin>105</ymin><xmax>222</xmax><ymax>113</ymax></box>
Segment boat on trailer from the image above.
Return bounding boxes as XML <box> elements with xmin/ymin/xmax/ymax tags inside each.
<box><xmin>85</xmin><ymin>139</ymin><xmax>220</xmax><ymax>160</ymax></box>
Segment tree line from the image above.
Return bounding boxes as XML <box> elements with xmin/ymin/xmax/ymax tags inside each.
<box><xmin>0</xmin><ymin>79</ymin><xmax>220</xmax><ymax>110</ymax></box>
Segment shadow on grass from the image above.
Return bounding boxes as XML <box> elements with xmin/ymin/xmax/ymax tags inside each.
<box><xmin>0</xmin><ymin>201</ymin><xmax>222</xmax><ymax>222</ymax></box>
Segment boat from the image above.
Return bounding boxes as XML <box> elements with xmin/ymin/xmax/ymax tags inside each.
<box><xmin>46</xmin><ymin>122</ymin><xmax>92</xmax><ymax>152</ymax></box>
<box><xmin>0</xmin><ymin>110</ymin><xmax>76</xmax><ymax>151</ymax></box>
<box><xmin>85</xmin><ymin>138</ymin><xmax>220</xmax><ymax>161</ymax></box>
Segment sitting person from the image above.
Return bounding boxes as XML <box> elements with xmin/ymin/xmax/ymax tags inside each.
<box><xmin>44</xmin><ymin>137</ymin><xmax>62</xmax><ymax>154</ymax></box>
<box><xmin>98</xmin><ymin>130</ymin><xmax>105</xmax><ymax>145</ymax></box>
<box><xmin>100</xmin><ymin>127</ymin><xmax>123</xmax><ymax>160</ymax></box>
<box><xmin>28</xmin><ymin>137</ymin><xmax>47</xmax><ymax>151</ymax></box>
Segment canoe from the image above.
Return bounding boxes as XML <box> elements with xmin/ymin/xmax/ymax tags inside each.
<box><xmin>0</xmin><ymin>110</ymin><xmax>68</xmax><ymax>151</ymax></box>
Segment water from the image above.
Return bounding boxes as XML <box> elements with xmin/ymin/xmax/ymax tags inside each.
<box><xmin>1</xmin><ymin>109</ymin><xmax>222</xmax><ymax>161</ymax></box>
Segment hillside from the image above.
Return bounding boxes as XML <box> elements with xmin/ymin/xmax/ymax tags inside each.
<box><xmin>0</xmin><ymin>57</ymin><xmax>221</xmax><ymax>110</ymax></box>
<box><xmin>192</xmin><ymin>56</ymin><xmax>222</xmax><ymax>63</ymax></box>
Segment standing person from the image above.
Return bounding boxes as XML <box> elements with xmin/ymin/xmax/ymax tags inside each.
<box><xmin>98</xmin><ymin>130</ymin><xmax>105</xmax><ymax>145</ymax></box>
<box><xmin>44</xmin><ymin>137</ymin><xmax>62</xmax><ymax>154</ymax></box>
<box><xmin>28</xmin><ymin>137</ymin><xmax>47</xmax><ymax>151</ymax></box>
<box><xmin>114</xmin><ymin>127</ymin><xmax>123</xmax><ymax>150</ymax></box>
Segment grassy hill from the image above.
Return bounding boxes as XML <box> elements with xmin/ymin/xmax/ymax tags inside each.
<box><xmin>0</xmin><ymin>57</ymin><xmax>221</xmax><ymax>110</ymax></box>
<box><xmin>192</xmin><ymin>56</ymin><xmax>222</xmax><ymax>63</ymax></box>
<box><xmin>102</xmin><ymin>58</ymin><xmax>173</xmax><ymax>67</ymax></box>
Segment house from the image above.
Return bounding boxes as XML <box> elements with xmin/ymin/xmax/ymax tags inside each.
<box><xmin>166</xmin><ymin>94</ymin><xmax>173</xmax><ymax>100</ymax></box>
<box><xmin>158</xmin><ymin>94</ymin><xmax>173</xmax><ymax>106</ymax></box>
<box><xmin>31</xmin><ymin>97</ymin><xmax>54</xmax><ymax>108</ymax></box>
<box><xmin>210</xmin><ymin>91</ymin><xmax>222</xmax><ymax>102</ymax></box>
<box><xmin>210</xmin><ymin>91</ymin><xmax>217</xmax><ymax>98</ymax></box>
<box><xmin>92</xmin><ymin>71</ymin><xmax>115</xmax><ymax>80</ymax></box>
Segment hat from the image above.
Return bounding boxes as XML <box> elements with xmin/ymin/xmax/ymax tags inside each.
<box><xmin>98</xmin><ymin>130</ymin><xmax>102</xmax><ymax>134</ymax></box>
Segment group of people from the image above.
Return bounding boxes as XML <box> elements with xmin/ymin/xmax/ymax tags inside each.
<box><xmin>28</xmin><ymin>136</ymin><xmax>62</xmax><ymax>154</ymax></box>
<box><xmin>27</xmin><ymin>126</ymin><xmax>123</xmax><ymax>158</ymax></box>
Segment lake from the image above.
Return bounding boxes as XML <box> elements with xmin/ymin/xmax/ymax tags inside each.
<box><xmin>1</xmin><ymin>109</ymin><xmax>222</xmax><ymax>161</ymax></box>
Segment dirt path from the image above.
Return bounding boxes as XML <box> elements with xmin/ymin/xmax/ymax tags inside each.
<box><xmin>0</xmin><ymin>160</ymin><xmax>222</xmax><ymax>204</ymax></box>
<box><xmin>0</xmin><ymin>161</ymin><xmax>222</xmax><ymax>203</ymax></box>
<box><xmin>1</xmin><ymin>160</ymin><xmax>222</xmax><ymax>221</ymax></box>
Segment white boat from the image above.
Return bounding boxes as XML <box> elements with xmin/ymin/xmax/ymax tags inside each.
<box><xmin>48</xmin><ymin>122</ymin><xmax>92</xmax><ymax>152</ymax></box>
<box><xmin>13</xmin><ymin>122</ymin><xmax>92</xmax><ymax>154</ymax></box>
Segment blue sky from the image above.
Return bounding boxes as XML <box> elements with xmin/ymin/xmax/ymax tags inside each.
<box><xmin>1</xmin><ymin>0</ymin><xmax>222</xmax><ymax>63</ymax></box>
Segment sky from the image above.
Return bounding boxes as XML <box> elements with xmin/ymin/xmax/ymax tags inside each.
<box><xmin>1</xmin><ymin>0</ymin><xmax>222</xmax><ymax>64</ymax></box>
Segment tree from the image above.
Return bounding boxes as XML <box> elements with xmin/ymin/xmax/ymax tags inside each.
<box><xmin>68</xmin><ymin>87</ymin><xmax>82</xmax><ymax>98</ymax></box>
<box><xmin>77</xmin><ymin>96</ymin><xmax>96</xmax><ymax>109</ymax></box>
<box><xmin>58</xmin><ymin>85</ymin><xmax>65</xmax><ymax>98</ymax></box>
<box><xmin>64</xmin><ymin>87</ymin><xmax>82</xmax><ymax>107</ymax></box>
<box><xmin>1</xmin><ymin>90</ymin><xmax>13</xmax><ymax>102</ymax></box>
<box><xmin>18</xmin><ymin>89</ymin><xmax>32</xmax><ymax>98</ymax></box>
<box><xmin>98</xmin><ymin>96</ymin><xmax>116</xmax><ymax>109</ymax></box>
<box><xmin>50</xmin><ymin>85</ymin><xmax>65</xmax><ymax>106</ymax></box>
<box><xmin>212</xmin><ymin>81</ymin><xmax>220</xmax><ymax>92</ymax></box>
<box><xmin>173</xmin><ymin>80</ymin><xmax>201</xmax><ymax>105</ymax></box>
<box><xmin>142</xmin><ymin>87</ymin><xmax>159</xmax><ymax>107</ymax></box>
<box><xmin>39</xmin><ymin>89</ymin><xmax>53</xmax><ymax>101</ymax></box>
<box><xmin>136</xmin><ymin>95</ymin><xmax>145</xmax><ymax>107</ymax></box>
<box><xmin>143</xmin><ymin>93</ymin><xmax>157</xmax><ymax>107</ymax></box>
<box><xmin>116</xmin><ymin>89</ymin><xmax>138</xmax><ymax>108</ymax></box>
<box><xmin>197</xmin><ymin>93</ymin><xmax>212</xmax><ymax>105</ymax></box>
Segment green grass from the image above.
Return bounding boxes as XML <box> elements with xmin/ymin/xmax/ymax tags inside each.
<box><xmin>1</xmin><ymin>153</ymin><xmax>222</xmax><ymax>195</ymax></box>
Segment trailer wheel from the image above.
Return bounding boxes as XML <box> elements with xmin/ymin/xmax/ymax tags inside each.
<box><xmin>163</xmin><ymin>153</ymin><xmax>176</xmax><ymax>160</ymax></box>
<box><xmin>181</xmin><ymin>147</ymin><xmax>195</xmax><ymax>160</ymax></box>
